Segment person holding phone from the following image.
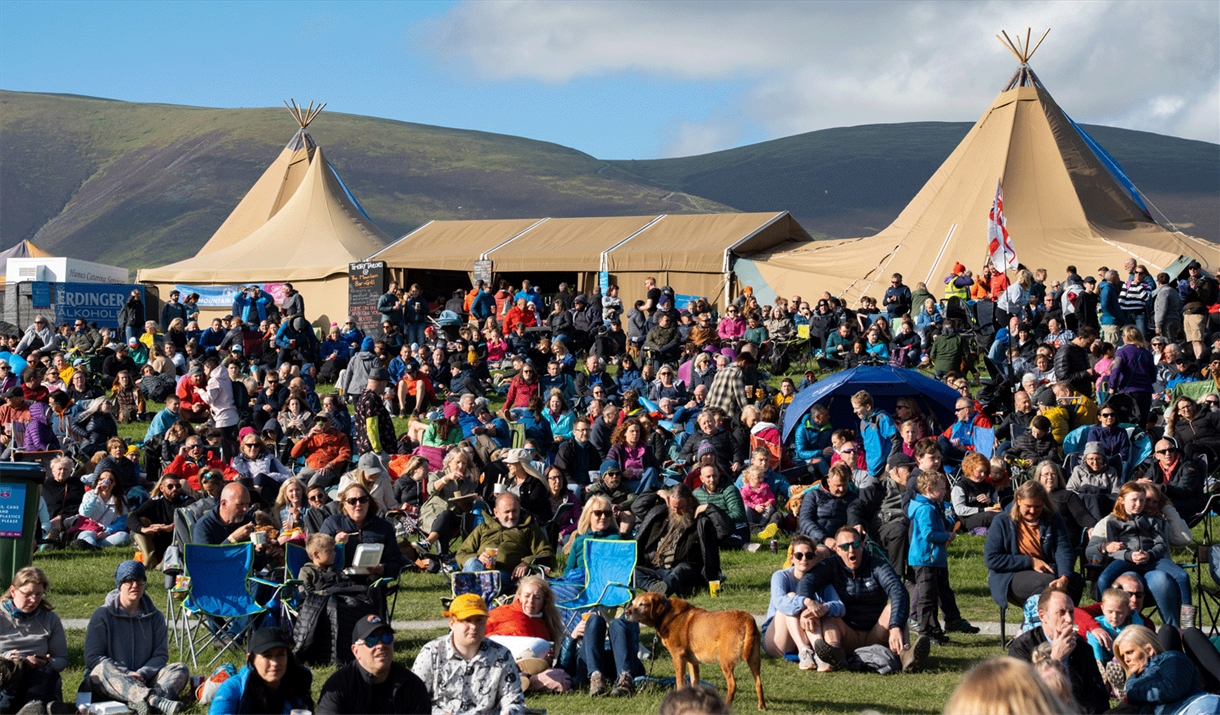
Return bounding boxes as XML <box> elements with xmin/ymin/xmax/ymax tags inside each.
<box><xmin>0</xmin><ymin>567</ymin><xmax>69</xmax><ymax>711</ymax></box>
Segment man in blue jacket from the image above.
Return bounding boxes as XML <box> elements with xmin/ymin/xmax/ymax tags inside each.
<box><xmin>797</xmin><ymin>525</ymin><xmax>925</xmax><ymax>672</ymax></box>
<box><xmin>852</xmin><ymin>391</ymin><xmax>897</xmax><ymax>476</ymax></box>
<box><xmin>1098</xmin><ymin>269</ymin><xmax>1126</xmax><ymax>345</ymax></box>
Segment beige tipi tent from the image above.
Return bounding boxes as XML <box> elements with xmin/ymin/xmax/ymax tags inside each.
<box><xmin>745</xmin><ymin>31</ymin><xmax>1217</xmax><ymax>304</ymax></box>
<box><xmin>138</xmin><ymin>101</ymin><xmax>388</xmax><ymax>325</ymax></box>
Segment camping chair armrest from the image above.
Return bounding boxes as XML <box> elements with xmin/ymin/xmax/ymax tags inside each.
<box><xmin>248</xmin><ymin>576</ymin><xmax>281</xmax><ymax>589</ymax></box>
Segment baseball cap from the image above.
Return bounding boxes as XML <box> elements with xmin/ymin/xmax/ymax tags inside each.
<box><xmin>358</xmin><ymin>452</ymin><xmax>384</xmax><ymax>475</ymax></box>
<box><xmin>2</xmin><ymin>387</ymin><xmax>22</xmax><ymax>400</ymax></box>
<box><xmin>352</xmin><ymin>614</ymin><xmax>394</xmax><ymax>642</ymax></box>
<box><xmin>887</xmin><ymin>452</ymin><xmax>916</xmax><ymax>470</ymax></box>
<box><xmin>247</xmin><ymin>627</ymin><xmax>291</xmax><ymax>655</ymax></box>
<box><xmin>444</xmin><ymin>593</ymin><xmax>489</xmax><ymax>620</ymax></box>
<box><xmin>503</xmin><ymin>448</ymin><xmax>527</xmax><ymax>464</ymax></box>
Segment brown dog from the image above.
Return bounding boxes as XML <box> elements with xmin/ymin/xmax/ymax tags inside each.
<box><xmin>624</xmin><ymin>591</ymin><xmax>765</xmax><ymax>710</ymax></box>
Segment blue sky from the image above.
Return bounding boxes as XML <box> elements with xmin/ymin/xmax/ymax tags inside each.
<box><xmin>1</xmin><ymin>1</ymin><xmax>1216</xmax><ymax>159</ymax></box>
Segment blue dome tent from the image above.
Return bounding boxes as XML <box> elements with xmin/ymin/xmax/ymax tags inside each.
<box><xmin>781</xmin><ymin>366</ymin><xmax>963</xmax><ymax>442</ymax></box>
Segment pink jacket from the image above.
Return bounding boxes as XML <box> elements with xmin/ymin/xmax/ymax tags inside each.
<box><xmin>717</xmin><ymin>316</ymin><xmax>745</xmax><ymax>341</ymax></box>
<box><xmin>740</xmin><ymin>480</ymin><xmax>776</xmax><ymax>510</ymax></box>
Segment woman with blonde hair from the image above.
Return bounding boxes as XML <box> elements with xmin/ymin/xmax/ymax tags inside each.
<box><xmin>944</xmin><ymin>656</ymin><xmax>1071</xmax><ymax>715</ymax></box>
<box><xmin>0</xmin><ymin>566</ymin><xmax>68</xmax><ymax>708</ymax></box>
<box><xmin>562</xmin><ymin>494</ymin><xmax>629</xmax><ymax>581</ymax></box>
<box><xmin>1113</xmin><ymin>625</ymin><xmax>1218</xmax><ymax>713</ymax></box>
<box><xmin>272</xmin><ymin>476</ymin><xmax>309</xmax><ymax>535</ymax></box>
<box><xmin>487</xmin><ymin>575</ymin><xmax>564</xmax><ymax>645</ymax></box>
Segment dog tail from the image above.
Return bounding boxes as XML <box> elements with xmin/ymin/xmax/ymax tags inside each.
<box><xmin>743</xmin><ymin>617</ymin><xmax>762</xmax><ymax>666</ymax></box>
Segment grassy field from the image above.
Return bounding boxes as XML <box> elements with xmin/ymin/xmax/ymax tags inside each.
<box><xmin>43</xmin><ymin>382</ymin><xmax>1212</xmax><ymax>713</ymax></box>
<box><xmin>37</xmin><ymin>537</ymin><xmax>1006</xmax><ymax>714</ymax></box>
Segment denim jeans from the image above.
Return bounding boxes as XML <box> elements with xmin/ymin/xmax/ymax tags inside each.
<box><xmin>404</xmin><ymin>323</ymin><xmax>426</xmax><ymax>349</ymax></box>
<box><xmin>1098</xmin><ymin>557</ymin><xmax>1191</xmax><ymax>626</ymax></box>
<box><xmin>625</xmin><ymin>466</ymin><xmax>660</xmax><ymax>495</ymax></box>
<box><xmin>77</xmin><ymin>530</ymin><xmax>131</xmax><ymax>548</ymax></box>
<box><xmin>580</xmin><ymin>615</ymin><xmax>644</xmax><ymax>681</ymax></box>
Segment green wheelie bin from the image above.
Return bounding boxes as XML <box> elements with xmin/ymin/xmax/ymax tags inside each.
<box><xmin>0</xmin><ymin>462</ymin><xmax>48</xmax><ymax>591</ymax></box>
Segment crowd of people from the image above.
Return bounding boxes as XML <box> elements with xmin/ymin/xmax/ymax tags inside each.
<box><xmin>0</xmin><ymin>257</ymin><xmax>1217</xmax><ymax>714</ymax></box>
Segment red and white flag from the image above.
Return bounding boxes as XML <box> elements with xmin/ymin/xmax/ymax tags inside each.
<box><xmin>988</xmin><ymin>180</ymin><xmax>1018</xmax><ymax>272</ymax></box>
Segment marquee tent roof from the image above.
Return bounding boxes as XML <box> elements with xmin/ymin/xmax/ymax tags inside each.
<box><xmin>372</xmin><ymin>211</ymin><xmax>811</xmax><ymax>274</ymax></box>
<box><xmin>747</xmin><ymin>61</ymin><xmax>1217</xmax><ymax>303</ymax></box>
<box><xmin>139</xmin><ymin>102</ymin><xmax>388</xmax><ymax>284</ymax></box>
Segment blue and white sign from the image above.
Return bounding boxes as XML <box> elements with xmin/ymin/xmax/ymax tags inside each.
<box><xmin>55</xmin><ymin>284</ymin><xmax>143</xmax><ymax>329</ymax></box>
<box><xmin>174</xmin><ymin>283</ymin><xmax>286</xmax><ymax>309</ymax></box>
<box><xmin>673</xmin><ymin>293</ymin><xmax>698</xmax><ymax>311</ymax></box>
<box><xmin>0</xmin><ymin>482</ymin><xmax>26</xmax><ymax>538</ymax></box>
<box><xmin>31</xmin><ymin>283</ymin><xmax>52</xmax><ymax>310</ymax></box>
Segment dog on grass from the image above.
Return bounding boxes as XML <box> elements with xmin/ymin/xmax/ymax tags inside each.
<box><xmin>624</xmin><ymin>591</ymin><xmax>766</xmax><ymax>710</ymax></box>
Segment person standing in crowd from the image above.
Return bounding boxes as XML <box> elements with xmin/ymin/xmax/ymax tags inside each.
<box><xmin>412</xmin><ymin>596</ymin><xmax>525</xmax><ymax>715</ymax></box>
<box><xmin>82</xmin><ymin>561</ymin><xmax>187</xmax><ymax>715</ymax></box>
<box><xmin>354</xmin><ymin>367</ymin><xmax>395</xmax><ymax>461</ymax></box>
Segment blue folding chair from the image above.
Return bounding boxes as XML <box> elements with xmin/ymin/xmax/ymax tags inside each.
<box><xmin>281</xmin><ymin>542</ymin><xmax>345</xmax><ymax>630</ymax></box>
<box><xmin>181</xmin><ymin>543</ymin><xmax>284</xmax><ymax>669</ymax></box>
<box><xmin>973</xmin><ymin>426</ymin><xmax>996</xmax><ymax>458</ymax></box>
<box><xmin>556</xmin><ymin>539</ymin><xmax>636</xmax><ymax>635</ymax></box>
<box><xmin>1063</xmin><ymin>425</ymin><xmax>1091</xmax><ymax>455</ymax></box>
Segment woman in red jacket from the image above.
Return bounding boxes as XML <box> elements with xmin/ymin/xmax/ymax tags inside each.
<box><xmin>502</xmin><ymin>363</ymin><xmax>540</xmax><ymax>416</ymax></box>
<box><xmin>486</xmin><ymin>575</ymin><xmax>564</xmax><ymax>643</ymax></box>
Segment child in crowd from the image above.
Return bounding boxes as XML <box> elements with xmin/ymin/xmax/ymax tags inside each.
<box><xmin>908</xmin><ymin>471</ymin><xmax>970</xmax><ymax>644</ymax></box>
<box><xmin>898</xmin><ymin>419</ymin><xmax>921</xmax><ymax>459</ymax></box>
<box><xmin>951</xmin><ymin>452</ymin><xmax>1001</xmax><ymax>533</ymax></box>
<box><xmin>299</xmin><ymin>532</ymin><xmax>345</xmax><ymax>592</ymax></box>
<box><xmin>735</xmin><ymin>447</ymin><xmax>792</xmax><ymax>502</ymax></box>
<box><xmin>1086</xmin><ymin>587</ymin><xmax>1141</xmax><ymax>663</ymax></box>
<box><xmin>1007</xmin><ymin>415</ymin><xmax>1060</xmax><ymax>464</ymax></box>
<box><xmin>740</xmin><ymin>465</ymin><xmax>780</xmax><ymax>534</ymax></box>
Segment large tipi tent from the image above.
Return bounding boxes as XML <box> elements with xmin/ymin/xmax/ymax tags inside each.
<box><xmin>138</xmin><ymin>101</ymin><xmax>389</xmax><ymax>325</ymax></box>
<box><xmin>743</xmin><ymin>30</ymin><xmax>1217</xmax><ymax>305</ymax></box>
<box><xmin>0</xmin><ymin>240</ymin><xmax>52</xmax><ymax>286</ymax></box>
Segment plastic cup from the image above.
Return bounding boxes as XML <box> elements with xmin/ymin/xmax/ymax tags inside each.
<box><xmin>250</xmin><ymin>531</ymin><xmax>267</xmax><ymax>546</ymax></box>
<box><xmin>708</xmin><ymin>580</ymin><xmax>721</xmax><ymax>598</ymax></box>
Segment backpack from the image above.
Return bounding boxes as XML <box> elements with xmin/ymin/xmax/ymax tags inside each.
<box><xmin>195</xmin><ymin>663</ymin><xmax>239</xmax><ymax>705</ymax></box>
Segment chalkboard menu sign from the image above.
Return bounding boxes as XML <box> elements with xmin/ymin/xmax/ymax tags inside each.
<box><xmin>349</xmin><ymin>261</ymin><xmax>386</xmax><ymax>336</ymax></box>
<box><xmin>473</xmin><ymin>260</ymin><xmax>493</xmax><ymax>288</ymax></box>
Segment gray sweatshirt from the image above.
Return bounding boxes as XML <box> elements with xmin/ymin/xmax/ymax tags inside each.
<box><xmin>0</xmin><ymin>603</ymin><xmax>67</xmax><ymax>672</ymax></box>
<box><xmin>1066</xmin><ymin>464</ymin><xmax>1123</xmax><ymax>495</ymax></box>
<box><xmin>83</xmin><ymin>590</ymin><xmax>170</xmax><ymax>681</ymax></box>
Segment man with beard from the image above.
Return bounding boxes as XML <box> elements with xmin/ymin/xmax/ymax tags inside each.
<box><xmin>634</xmin><ymin>484</ymin><xmax>718</xmax><ymax>596</ymax></box>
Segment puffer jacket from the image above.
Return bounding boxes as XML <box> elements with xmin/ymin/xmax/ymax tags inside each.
<box><xmin>908</xmin><ymin>493</ymin><xmax>952</xmax><ymax>568</ymax></box>
<box><xmin>1008</xmin><ymin>430</ymin><xmax>1059</xmax><ymax>463</ymax></box>
<box><xmin>793</xmin><ymin>415</ymin><xmax>833</xmax><ymax>462</ymax></box>
<box><xmin>798</xmin><ymin>487</ymin><xmax>861</xmax><ymax>543</ymax></box>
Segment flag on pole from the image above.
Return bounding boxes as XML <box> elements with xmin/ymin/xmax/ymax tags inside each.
<box><xmin>988</xmin><ymin>180</ymin><xmax>1018</xmax><ymax>272</ymax></box>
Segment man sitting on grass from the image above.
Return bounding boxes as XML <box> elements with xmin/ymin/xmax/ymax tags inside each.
<box><xmin>797</xmin><ymin>526</ymin><xmax>925</xmax><ymax>673</ymax></box>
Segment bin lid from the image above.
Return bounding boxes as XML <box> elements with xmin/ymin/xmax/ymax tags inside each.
<box><xmin>0</xmin><ymin>463</ymin><xmax>47</xmax><ymax>482</ymax></box>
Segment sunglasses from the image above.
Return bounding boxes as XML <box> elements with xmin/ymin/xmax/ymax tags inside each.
<box><xmin>344</xmin><ymin>496</ymin><xmax>370</xmax><ymax>506</ymax></box>
<box><xmin>360</xmin><ymin>633</ymin><xmax>394</xmax><ymax>648</ymax></box>
<box><xmin>308</xmin><ymin>495</ymin><xmax>326</xmax><ymax>503</ymax></box>
<box><xmin>836</xmin><ymin>542</ymin><xmax>862</xmax><ymax>552</ymax></box>
<box><xmin>1100</xmin><ymin>412</ymin><xmax>1114</xmax><ymax>418</ymax></box>
<box><xmin>242</xmin><ymin>441</ymin><xmax>260</xmax><ymax>447</ymax></box>
<box><xmin>1119</xmin><ymin>588</ymin><xmax>1145</xmax><ymax>597</ymax></box>
<box><xmin>590</xmin><ymin>510</ymin><xmax>611</xmax><ymax>518</ymax></box>
<box><xmin>1156</xmin><ymin>448</ymin><xmax>1177</xmax><ymax>455</ymax></box>
<box><xmin>791</xmin><ymin>551</ymin><xmax>816</xmax><ymax>561</ymax></box>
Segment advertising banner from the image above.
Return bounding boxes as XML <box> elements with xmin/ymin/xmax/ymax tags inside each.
<box><xmin>174</xmin><ymin>283</ymin><xmax>286</xmax><ymax>309</ymax></box>
<box><xmin>54</xmin><ymin>283</ymin><xmax>144</xmax><ymax>329</ymax></box>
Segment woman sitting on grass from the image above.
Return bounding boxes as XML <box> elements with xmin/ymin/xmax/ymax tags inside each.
<box><xmin>70</xmin><ymin>470</ymin><xmax>130</xmax><ymax>550</ymax></box>
<box><xmin>762</xmin><ymin>535</ymin><xmax>844</xmax><ymax>672</ymax></box>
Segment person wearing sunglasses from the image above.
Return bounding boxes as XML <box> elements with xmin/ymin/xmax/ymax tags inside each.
<box><xmin>318</xmin><ymin>615</ymin><xmax>431</xmax><ymax>714</ymax></box>
<box><xmin>320</xmin><ymin>483</ymin><xmax>406</xmax><ymax>585</ymax></box>
<box><xmin>797</xmin><ymin>525</ymin><xmax>926</xmax><ymax>673</ymax></box>
<box><xmin>1148</xmin><ymin>438</ymin><xmax>1208</xmax><ymax>519</ymax></box>
<box><xmin>1086</xmin><ymin>405</ymin><xmax>1132</xmax><ymax>465</ymax></box>
<box><xmin>762</xmin><ymin>535</ymin><xmax>842</xmax><ymax>671</ymax></box>
<box><xmin>210</xmin><ymin>627</ymin><xmax>314</xmax><ymax>715</ymax></box>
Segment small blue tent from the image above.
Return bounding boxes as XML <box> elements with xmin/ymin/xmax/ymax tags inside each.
<box><xmin>781</xmin><ymin>366</ymin><xmax>962</xmax><ymax>441</ymax></box>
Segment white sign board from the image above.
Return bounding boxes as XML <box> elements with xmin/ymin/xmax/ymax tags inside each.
<box><xmin>7</xmin><ymin>257</ymin><xmax>130</xmax><ymax>285</ymax></box>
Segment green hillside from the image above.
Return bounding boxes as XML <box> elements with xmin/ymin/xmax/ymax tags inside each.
<box><xmin>0</xmin><ymin>90</ymin><xmax>730</xmax><ymax>268</ymax></box>
<box><xmin>613</xmin><ymin>122</ymin><xmax>1220</xmax><ymax>242</ymax></box>
<box><xmin>1</xmin><ymin>90</ymin><xmax>1215</xmax><ymax>271</ymax></box>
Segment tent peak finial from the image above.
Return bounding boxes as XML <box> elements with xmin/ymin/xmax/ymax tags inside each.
<box><xmin>283</xmin><ymin>99</ymin><xmax>327</xmax><ymax>129</ymax></box>
<box><xmin>997</xmin><ymin>28</ymin><xmax>1049</xmax><ymax>64</ymax></box>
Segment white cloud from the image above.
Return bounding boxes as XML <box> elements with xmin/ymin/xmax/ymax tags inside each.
<box><xmin>660</xmin><ymin>117</ymin><xmax>742</xmax><ymax>158</ymax></box>
<box><xmin>424</xmin><ymin>0</ymin><xmax>1219</xmax><ymax>151</ymax></box>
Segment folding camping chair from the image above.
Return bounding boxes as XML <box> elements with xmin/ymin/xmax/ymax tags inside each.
<box><xmin>445</xmin><ymin>570</ymin><xmax>506</xmax><ymax>611</ymax></box>
<box><xmin>180</xmin><ymin>543</ymin><xmax>285</xmax><ymax>669</ymax></box>
<box><xmin>556</xmin><ymin>539</ymin><xmax>638</xmax><ymax>644</ymax></box>
<box><xmin>281</xmin><ymin>541</ymin><xmax>345</xmax><ymax>630</ymax></box>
